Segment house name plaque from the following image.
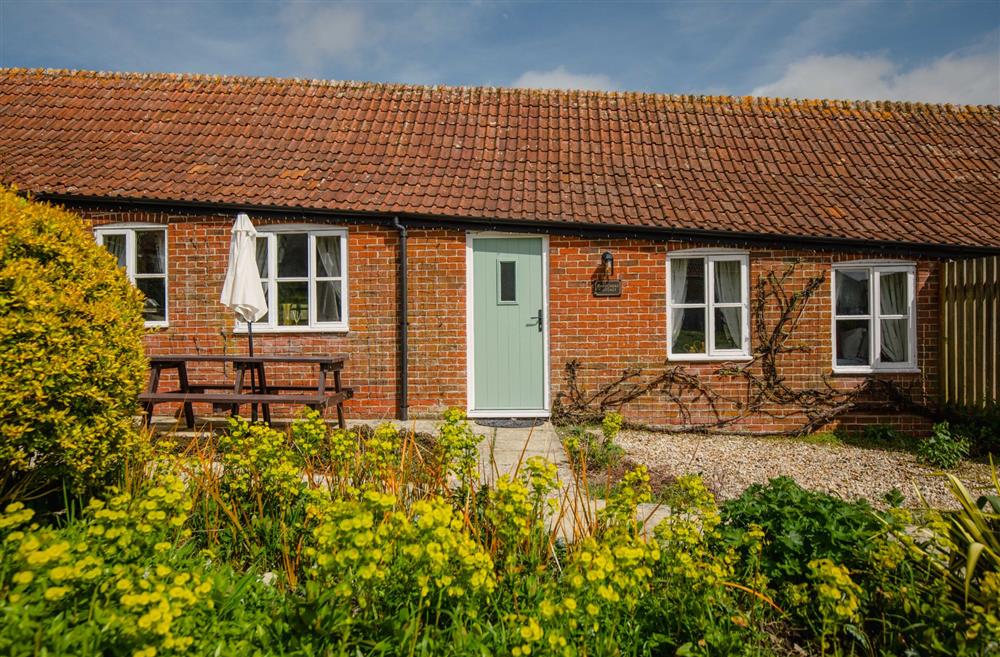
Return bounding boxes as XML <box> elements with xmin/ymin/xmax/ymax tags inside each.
<box><xmin>592</xmin><ymin>279</ymin><xmax>623</xmax><ymax>297</ymax></box>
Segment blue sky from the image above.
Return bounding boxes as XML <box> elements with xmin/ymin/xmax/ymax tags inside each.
<box><xmin>1</xmin><ymin>1</ymin><xmax>998</xmax><ymax>103</ymax></box>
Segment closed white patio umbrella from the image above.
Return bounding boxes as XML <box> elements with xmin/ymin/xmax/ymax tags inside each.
<box><xmin>220</xmin><ymin>213</ymin><xmax>268</xmax><ymax>420</ymax></box>
<box><xmin>220</xmin><ymin>212</ymin><xmax>268</xmax><ymax>353</ymax></box>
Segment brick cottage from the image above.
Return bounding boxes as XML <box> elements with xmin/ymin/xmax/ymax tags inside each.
<box><xmin>2</xmin><ymin>69</ymin><xmax>998</xmax><ymax>433</ymax></box>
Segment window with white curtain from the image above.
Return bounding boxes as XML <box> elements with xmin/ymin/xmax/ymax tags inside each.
<box><xmin>95</xmin><ymin>226</ymin><xmax>168</xmax><ymax>326</ymax></box>
<box><xmin>667</xmin><ymin>250</ymin><xmax>750</xmax><ymax>360</ymax></box>
<box><xmin>252</xmin><ymin>227</ymin><xmax>348</xmax><ymax>331</ymax></box>
<box><xmin>832</xmin><ymin>262</ymin><xmax>917</xmax><ymax>372</ymax></box>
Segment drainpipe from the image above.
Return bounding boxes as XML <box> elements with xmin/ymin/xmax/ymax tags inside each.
<box><xmin>393</xmin><ymin>216</ymin><xmax>409</xmax><ymax>421</ymax></box>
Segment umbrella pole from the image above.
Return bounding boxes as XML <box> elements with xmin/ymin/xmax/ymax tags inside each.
<box><xmin>248</xmin><ymin>320</ymin><xmax>258</xmax><ymax>422</ymax></box>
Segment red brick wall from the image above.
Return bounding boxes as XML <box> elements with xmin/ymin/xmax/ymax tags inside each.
<box><xmin>548</xmin><ymin>237</ymin><xmax>939</xmax><ymax>434</ymax></box>
<box><xmin>83</xmin><ymin>209</ymin><xmax>402</xmax><ymax>420</ymax></box>
<box><xmin>407</xmin><ymin>229</ymin><xmax>468</xmax><ymax>415</ymax></box>
<box><xmin>77</xmin><ymin>208</ymin><xmax>940</xmax><ymax>433</ymax></box>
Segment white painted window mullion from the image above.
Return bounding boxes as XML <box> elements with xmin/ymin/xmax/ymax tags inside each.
<box><xmin>308</xmin><ymin>233</ymin><xmax>317</xmax><ymax>327</ymax></box>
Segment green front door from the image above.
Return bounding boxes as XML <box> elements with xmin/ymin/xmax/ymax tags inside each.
<box><xmin>471</xmin><ymin>236</ymin><xmax>546</xmax><ymax>413</ymax></box>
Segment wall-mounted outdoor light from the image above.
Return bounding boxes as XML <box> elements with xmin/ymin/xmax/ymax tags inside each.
<box><xmin>601</xmin><ymin>251</ymin><xmax>614</xmax><ymax>277</ymax></box>
<box><xmin>593</xmin><ymin>251</ymin><xmax>622</xmax><ymax>297</ymax></box>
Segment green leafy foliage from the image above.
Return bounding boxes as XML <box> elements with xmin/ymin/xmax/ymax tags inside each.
<box><xmin>0</xmin><ymin>468</ymin><xmax>286</xmax><ymax>656</ymax></box>
<box><xmin>562</xmin><ymin>421</ymin><xmax>625</xmax><ymax>473</ymax></box>
<box><xmin>0</xmin><ymin>188</ymin><xmax>146</xmax><ymax>495</ymax></box>
<box><xmin>943</xmin><ymin>402</ymin><xmax>1000</xmax><ymax>458</ymax></box>
<box><xmin>918</xmin><ymin>421</ymin><xmax>971</xmax><ymax>469</ymax></box>
<box><xmin>601</xmin><ymin>411</ymin><xmax>624</xmax><ymax>442</ymax></box>
<box><xmin>721</xmin><ymin>477</ymin><xmax>882</xmax><ymax>590</ymax></box>
<box><xmin>3</xmin><ymin>411</ymin><xmax>999</xmax><ymax>655</ymax></box>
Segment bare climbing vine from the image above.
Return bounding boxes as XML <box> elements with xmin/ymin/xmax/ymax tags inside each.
<box><xmin>552</xmin><ymin>263</ymin><xmax>937</xmax><ymax>435</ymax></box>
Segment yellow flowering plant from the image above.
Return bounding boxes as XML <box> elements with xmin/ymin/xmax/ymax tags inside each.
<box><xmin>0</xmin><ymin>468</ymin><xmax>284</xmax><ymax>656</ymax></box>
<box><xmin>306</xmin><ymin>490</ymin><xmax>495</xmax><ymax>641</ymax></box>
<box><xmin>3</xmin><ymin>400</ymin><xmax>998</xmax><ymax>656</ymax></box>
<box><xmin>808</xmin><ymin>558</ymin><xmax>863</xmax><ymax>655</ymax></box>
<box><xmin>437</xmin><ymin>408</ymin><xmax>482</xmax><ymax>491</ymax></box>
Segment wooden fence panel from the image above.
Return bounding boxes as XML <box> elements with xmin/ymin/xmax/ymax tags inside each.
<box><xmin>941</xmin><ymin>255</ymin><xmax>1000</xmax><ymax>407</ymax></box>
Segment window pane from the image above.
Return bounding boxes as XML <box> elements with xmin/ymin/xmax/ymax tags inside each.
<box><xmin>101</xmin><ymin>234</ymin><xmax>127</xmax><ymax>269</ymax></box>
<box><xmin>670</xmin><ymin>257</ymin><xmax>705</xmax><ymax>304</ymax></box>
<box><xmin>713</xmin><ymin>260</ymin><xmax>741</xmax><ymax>303</ymax></box>
<box><xmin>256</xmin><ymin>237</ymin><xmax>269</xmax><ymax>279</ymax></box>
<box><xmin>836</xmin><ymin>319</ymin><xmax>870</xmax><ymax>366</ymax></box>
<box><xmin>317</xmin><ymin>280</ymin><xmax>343</xmax><ymax>322</ymax></box>
<box><xmin>316</xmin><ymin>236</ymin><xmax>342</xmax><ymax>278</ymax></box>
<box><xmin>499</xmin><ymin>261</ymin><xmax>516</xmax><ymax>302</ymax></box>
<box><xmin>714</xmin><ymin>308</ymin><xmax>742</xmax><ymax>350</ymax></box>
<box><xmin>136</xmin><ymin>278</ymin><xmax>166</xmax><ymax>323</ymax></box>
<box><xmin>277</xmin><ymin>281</ymin><xmax>308</xmax><ymax>326</ymax></box>
<box><xmin>880</xmin><ymin>318</ymin><xmax>909</xmax><ymax>363</ymax></box>
<box><xmin>879</xmin><ymin>271</ymin><xmax>908</xmax><ymax>315</ymax></box>
<box><xmin>135</xmin><ymin>230</ymin><xmax>165</xmax><ymax>274</ymax></box>
<box><xmin>836</xmin><ymin>270</ymin><xmax>869</xmax><ymax>316</ymax></box>
<box><xmin>277</xmin><ymin>233</ymin><xmax>308</xmax><ymax>278</ymax></box>
<box><xmin>671</xmin><ymin>308</ymin><xmax>706</xmax><ymax>354</ymax></box>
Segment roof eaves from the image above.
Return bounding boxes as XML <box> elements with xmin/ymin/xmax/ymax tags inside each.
<box><xmin>34</xmin><ymin>191</ymin><xmax>1000</xmax><ymax>259</ymax></box>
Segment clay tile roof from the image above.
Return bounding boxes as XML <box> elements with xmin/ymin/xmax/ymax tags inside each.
<box><xmin>1</xmin><ymin>68</ymin><xmax>998</xmax><ymax>250</ymax></box>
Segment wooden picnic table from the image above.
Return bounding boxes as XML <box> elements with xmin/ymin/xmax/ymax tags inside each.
<box><xmin>139</xmin><ymin>354</ymin><xmax>352</xmax><ymax>429</ymax></box>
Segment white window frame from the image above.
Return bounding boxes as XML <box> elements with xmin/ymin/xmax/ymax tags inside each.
<box><xmin>831</xmin><ymin>261</ymin><xmax>918</xmax><ymax>374</ymax></box>
<box><xmin>243</xmin><ymin>225</ymin><xmax>349</xmax><ymax>333</ymax></box>
<box><xmin>666</xmin><ymin>249</ymin><xmax>751</xmax><ymax>361</ymax></box>
<box><xmin>95</xmin><ymin>224</ymin><xmax>169</xmax><ymax>328</ymax></box>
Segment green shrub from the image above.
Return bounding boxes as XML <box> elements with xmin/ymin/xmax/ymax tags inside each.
<box><xmin>3</xmin><ymin>412</ymin><xmax>998</xmax><ymax>656</ymax></box>
<box><xmin>943</xmin><ymin>402</ymin><xmax>1000</xmax><ymax>458</ymax></box>
<box><xmin>601</xmin><ymin>411</ymin><xmax>624</xmax><ymax>442</ymax></box>
<box><xmin>562</xmin><ymin>425</ymin><xmax>625</xmax><ymax>472</ymax></box>
<box><xmin>917</xmin><ymin>421</ymin><xmax>970</xmax><ymax>469</ymax></box>
<box><xmin>721</xmin><ymin>477</ymin><xmax>882</xmax><ymax>592</ymax></box>
<box><xmin>0</xmin><ymin>188</ymin><xmax>146</xmax><ymax>494</ymax></box>
<box><xmin>0</xmin><ymin>468</ymin><xmax>286</xmax><ymax>656</ymax></box>
<box><xmin>862</xmin><ymin>422</ymin><xmax>904</xmax><ymax>445</ymax></box>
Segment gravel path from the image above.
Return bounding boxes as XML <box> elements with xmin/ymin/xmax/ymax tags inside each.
<box><xmin>617</xmin><ymin>430</ymin><xmax>994</xmax><ymax>509</ymax></box>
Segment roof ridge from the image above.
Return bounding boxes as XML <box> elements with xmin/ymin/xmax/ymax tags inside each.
<box><xmin>3</xmin><ymin>67</ymin><xmax>998</xmax><ymax>114</ymax></box>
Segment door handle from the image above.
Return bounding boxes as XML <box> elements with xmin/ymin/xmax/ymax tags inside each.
<box><xmin>533</xmin><ymin>308</ymin><xmax>543</xmax><ymax>332</ymax></box>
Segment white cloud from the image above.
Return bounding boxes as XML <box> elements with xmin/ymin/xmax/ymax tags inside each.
<box><xmin>282</xmin><ymin>3</ymin><xmax>368</xmax><ymax>70</ymax></box>
<box><xmin>512</xmin><ymin>65</ymin><xmax>614</xmax><ymax>91</ymax></box>
<box><xmin>752</xmin><ymin>52</ymin><xmax>1000</xmax><ymax>104</ymax></box>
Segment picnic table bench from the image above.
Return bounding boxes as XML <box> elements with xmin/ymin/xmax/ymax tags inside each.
<box><xmin>139</xmin><ymin>354</ymin><xmax>352</xmax><ymax>429</ymax></box>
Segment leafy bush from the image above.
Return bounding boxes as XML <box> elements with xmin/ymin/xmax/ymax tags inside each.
<box><xmin>724</xmin><ymin>476</ymin><xmax>1000</xmax><ymax>654</ymax></box>
<box><xmin>917</xmin><ymin>421</ymin><xmax>971</xmax><ymax>468</ymax></box>
<box><xmin>0</xmin><ymin>468</ymin><xmax>285</xmax><ymax>656</ymax></box>
<box><xmin>0</xmin><ymin>188</ymin><xmax>146</xmax><ymax>494</ymax></box>
<box><xmin>943</xmin><ymin>402</ymin><xmax>1000</xmax><ymax>458</ymax></box>
<box><xmin>601</xmin><ymin>411</ymin><xmax>624</xmax><ymax>442</ymax></box>
<box><xmin>721</xmin><ymin>477</ymin><xmax>882</xmax><ymax>592</ymax></box>
<box><xmin>562</xmin><ymin>412</ymin><xmax>626</xmax><ymax>473</ymax></box>
<box><xmin>860</xmin><ymin>422</ymin><xmax>911</xmax><ymax>449</ymax></box>
<box><xmin>3</xmin><ymin>413</ymin><xmax>998</xmax><ymax>656</ymax></box>
<box><xmin>437</xmin><ymin>408</ymin><xmax>481</xmax><ymax>490</ymax></box>
<box><xmin>914</xmin><ymin>461</ymin><xmax>999</xmax><ymax>607</ymax></box>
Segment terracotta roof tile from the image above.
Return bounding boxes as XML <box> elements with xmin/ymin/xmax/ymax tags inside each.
<box><xmin>1</xmin><ymin>68</ymin><xmax>998</xmax><ymax>248</ymax></box>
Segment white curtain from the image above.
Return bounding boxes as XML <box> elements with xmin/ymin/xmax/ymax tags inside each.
<box><xmin>714</xmin><ymin>260</ymin><xmax>741</xmax><ymax>348</ymax></box>
<box><xmin>255</xmin><ymin>237</ymin><xmax>268</xmax><ymax>279</ymax></box>
<box><xmin>105</xmin><ymin>234</ymin><xmax>127</xmax><ymax>269</ymax></box>
<box><xmin>670</xmin><ymin>258</ymin><xmax>689</xmax><ymax>344</ymax></box>
<box><xmin>317</xmin><ymin>237</ymin><xmax>340</xmax><ymax>278</ymax></box>
<box><xmin>317</xmin><ymin>281</ymin><xmax>342</xmax><ymax>322</ymax></box>
<box><xmin>151</xmin><ymin>232</ymin><xmax>165</xmax><ymax>273</ymax></box>
<box><xmin>880</xmin><ymin>272</ymin><xmax>908</xmax><ymax>362</ymax></box>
